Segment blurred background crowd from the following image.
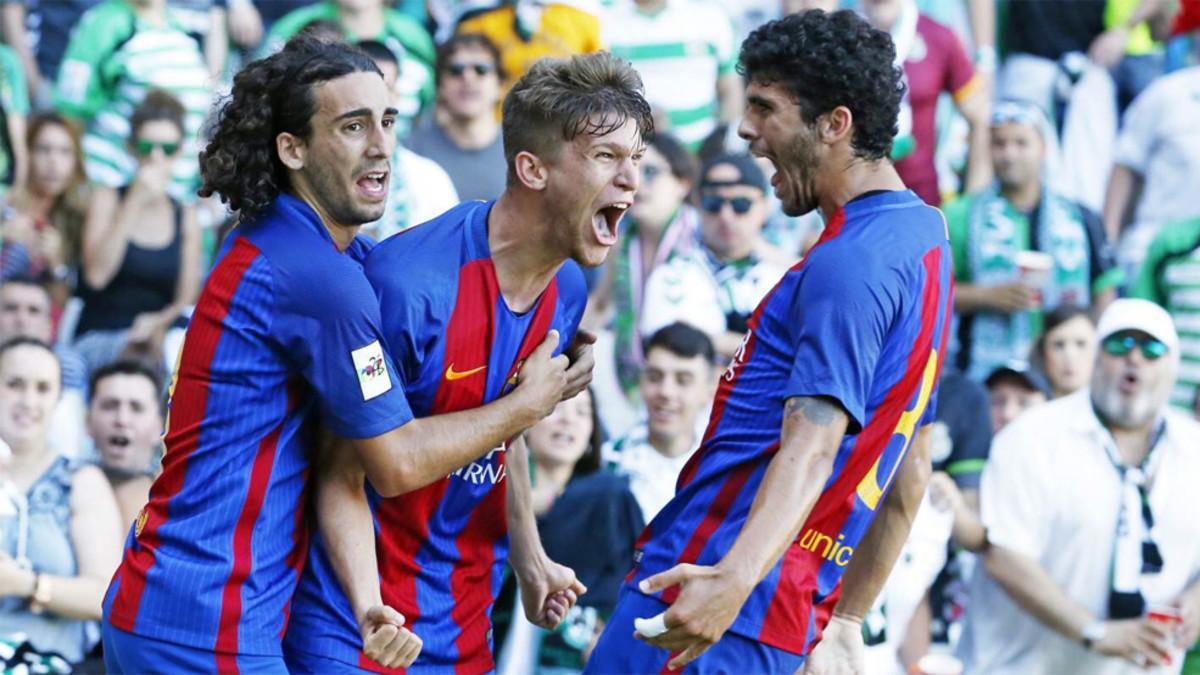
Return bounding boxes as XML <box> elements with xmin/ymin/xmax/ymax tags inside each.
<box><xmin>0</xmin><ymin>0</ymin><xmax>1199</xmax><ymax>673</ymax></box>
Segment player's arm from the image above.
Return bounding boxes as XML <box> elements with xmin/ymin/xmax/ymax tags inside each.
<box><xmin>638</xmin><ymin>395</ymin><xmax>849</xmax><ymax>670</ymax></box>
<box><xmin>505</xmin><ymin>434</ymin><xmax>586</xmax><ymax>630</ymax></box>
<box><xmin>315</xmin><ymin>435</ymin><xmax>422</xmax><ymax>669</ymax></box>
<box><xmin>354</xmin><ymin>331</ymin><xmax>569</xmax><ymax>498</ymax></box>
<box><xmin>804</xmin><ymin>425</ymin><xmax>935</xmax><ymax>673</ymax></box>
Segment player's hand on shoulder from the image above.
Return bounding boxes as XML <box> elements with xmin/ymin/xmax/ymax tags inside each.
<box><xmin>562</xmin><ymin>329</ymin><xmax>597</xmax><ymax>402</ymax></box>
<box><xmin>359</xmin><ymin>604</ymin><xmax>423</xmax><ymax>669</ymax></box>
<box><xmin>801</xmin><ymin>614</ymin><xmax>865</xmax><ymax>675</ymax></box>
<box><xmin>514</xmin><ymin>330</ymin><xmax>570</xmax><ymax>422</ymax></box>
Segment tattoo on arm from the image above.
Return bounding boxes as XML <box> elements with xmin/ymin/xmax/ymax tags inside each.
<box><xmin>784</xmin><ymin>396</ymin><xmax>841</xmax><ymax>426</ymax></box>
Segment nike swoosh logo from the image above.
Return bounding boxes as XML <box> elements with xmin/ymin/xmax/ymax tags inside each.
<box><xmin>445</xmin><ymin>364</ymin><xmax>487</xmax><ymax>381</ymax></box>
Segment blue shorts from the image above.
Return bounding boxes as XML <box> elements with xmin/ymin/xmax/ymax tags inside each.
<box><xmin>583</xmin><ymin>588</ymin><xmax>805</xmax><ymax>674</ymax></box>
<box><xmin>284</xmin><ymin>649</ymin><xmax>364</xmax><ymax>674</ymax></box>
<box><xmin>101</xmin><ymin>621</ymin><xmax>288</xmax><ymax>674</ymax></box>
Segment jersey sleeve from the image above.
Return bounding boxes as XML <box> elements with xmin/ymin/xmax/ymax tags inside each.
<box><xmin>1114</xmin><ymin>80</ymin><xmax>1163</xmax><ymax>172</ymax></box>
<box><xmin>271</xmin><ymin>260</ymin><xmax>413</xmax><ymax>440</ymax></box>
<box><xmin>782</xmin><ymin>254</ymin><xmax>896</xmax><ymax>433</ymax></box>
<box><xmin>942</xmin><ymin>196</ymin><xmax>972</xmax><ymax>283</ymax></box>
<box><xmin>941</xmin><ymin>25</ymin><xmax>977</xmax><ymax>101</ymax></box>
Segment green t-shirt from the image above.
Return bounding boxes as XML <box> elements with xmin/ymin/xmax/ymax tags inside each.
<box><xmin>263</xmin><ymin>2</ymin><xmax>435</xmax><ymax>138</ymax></box>
<box><xmin>0</xmin><ymin>43</ymin><xmax>29</xmax><ymax>185</ymax></box>
<box><xmin>1131</xmin><ymin>216</ymin><xmax>1200</xmax><ymax>410</ymax></box>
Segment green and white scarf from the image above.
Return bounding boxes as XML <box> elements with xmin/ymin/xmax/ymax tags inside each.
<box><xmin>964</xmin><ymin>185</ymin><xmax>1091</xmax><ymax>380</ymax></box>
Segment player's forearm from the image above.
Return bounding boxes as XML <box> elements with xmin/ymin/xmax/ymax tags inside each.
<box><xmin>504</xmin><ymin>435</ymin><xmax>547</xmax><ymax>577</ymax></box>
<box><xmin>358</xmin><ymin>393</ymin><xmax>537</xmax><ymax>497</ymax></box>
<box><xmin>318</xmin><ymin>451</ymin><xmax>384</xmax><ymax>622</ymax></box>
<box><xmin>834</xmin><ymin>426</ymin><xmax>933</xmax><ymax>621</ymax></box>
<box><xmin>984</xmin><ymin>544</ymin><xmax>1093</xmax><ymax>641</ymax></box>
<box><xmin>716</xmin><ymin>396</ymin><xmax>848</xmax><ymax>585</ymax></box>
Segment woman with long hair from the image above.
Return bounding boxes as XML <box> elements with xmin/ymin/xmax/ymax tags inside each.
<box><xmin>0</xmin><ymin>113</ymin><xmax>89</xmax><ymax>302</ymax></box>
<box><xmin>0</xmin><ymin>337</ymin><xmax>122</xmax><ymax>665</ymax></box>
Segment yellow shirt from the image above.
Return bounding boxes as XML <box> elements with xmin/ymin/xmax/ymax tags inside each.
<box><xmin>457</xmin><ymin>2</ymin><xmax>603</xmax><ymax>98</ymax></box>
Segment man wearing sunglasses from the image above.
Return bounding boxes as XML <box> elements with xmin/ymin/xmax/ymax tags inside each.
<box><xmin>641</xmin><ymin>153</ymin><xmax>786</xmax><ymax>361</ymax></box>
<box><xmin>960</xmin><ymin>298</ymin><xmax>1200</xmax><ymax>675</ymax></box>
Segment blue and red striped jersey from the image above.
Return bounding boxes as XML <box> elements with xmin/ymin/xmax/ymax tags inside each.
<box><xmin>102</xmin><ymin>194</ymin><xmax>413</xmax><ymax>661</ymax></box>
<box><xmin>627</xmin><ymin>190</ymin><xmax>954</xmax><ymax>656</ymax></box>
<box><xmin>284</xmin><ymin>200</ymin><xmax>588</xmax><ymax>672</ymax></box>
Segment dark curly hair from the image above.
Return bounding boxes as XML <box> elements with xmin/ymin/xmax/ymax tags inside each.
<box><xmin>738</xmin><ymin>10</ymin><xmax>905</xmax><ymax>161</ymax></box>
<box><xmin>198</xmin><ymin>35</ymin><xmax>382</xmax><ymax>215</ymax></box>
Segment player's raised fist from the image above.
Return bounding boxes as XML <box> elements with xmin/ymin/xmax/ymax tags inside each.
<box><xmin>360</xmin><ymin>604</ymin><xmax>423</xmax><ymax>669</ymax></box>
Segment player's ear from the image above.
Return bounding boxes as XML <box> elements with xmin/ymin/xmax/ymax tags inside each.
<box><xmin>276</xmin><ymin>132</ymin><xmax>307</xmax><ymax>171</ymax></box>
<box><xmin>819</xmin><ymin>106</ymin><xmax>853</xmax><ymax>145</ymax></box>
<box><xmin>513</xmin><ymin>150</ymin><xmax>548</xmax><ymax>191</ymax></box>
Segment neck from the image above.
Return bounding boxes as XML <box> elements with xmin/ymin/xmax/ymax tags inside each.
<box><xmin>1001</xmin><ymin>180</ymin><xmax>1041</xmax><ymax>212</ymax></box>
<box><xmin>24</xmin><ymin>188</ymin><xmax>55</xmax><ymax>220</ymax></box>
<box><xmin>818</xmin><ymin>155</ymin><xmax>906</xmax><ymax>221</ymax></box>
<box><xmin>1094</xmin><ymin>400</ymin><xmax>1157</xmax><ymax>465</ymax></box>
<box><xmin>648</xmin><ymin>427</ymin><xmax>694</xmax><ymax>458</ymax></box>
<box><xmin>290</xmin><ymin>186</ymin><xmax>360</xmax><ymax>251</ymax></box>
<box><xmin>131</xmin><ymin>1</ymin><xmax>167</xmax><ymax>25</ymax></box>
<box><xmin>5</xmin><ymin>439</ymin><xmax>53</xmax><ymax>484</ymax></box>
<box><xmin>440</xmin><ymin>110</ymin><xmax>500</xmax><ymax>150</ymax></box>
<box><xmin>488</xmin><ymin>192</ymin><xmax>566</xmax><ymax>312</ymax></box>
<box><xmin>533</xmin><ymin>458</ymin><xmax>574</xmax><ymax>495</ymax></box>
<box><xmin>338</xmin><ymin>3</ymin><xmax>384</xmax><ymax>36</ymax></box>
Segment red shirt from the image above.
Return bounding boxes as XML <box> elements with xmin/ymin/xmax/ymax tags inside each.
<box><xmin>895</xmin><ymin>15</ymin><xmax>979</xmax><ymax>206</ymax></box>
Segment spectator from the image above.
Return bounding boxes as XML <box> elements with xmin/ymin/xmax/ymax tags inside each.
<box><xmin>496</xmin><ymin>388</ymin><xmax>644</xmax><ymax>674</ymax></box>
<box><xmin>1102</xmin><ymin>65</ymin><xmax>1200</xmax><ymax>283</ymax></box>
<box><xmin>604</xmin><ymin>0</ymin><xmax>741</xmax><ymax>151</ymax></box>
<box><xmin>1</xmin><ymin>113</ymin><xmax>89</xmax><ymax>297</ymax></box>
<box><xmin>588</xmin><ymin>132</ymin><xmax>697</xmax><ymax>398</ymax></box>
<box><xmin>0</xmin><ymin>277</ymin><xmax>87</xmax><ymax>457</ymax></box>
<box><xmin>53</xmin><ymin>0</ymin><xmax>212</xmax><ymax>204</ymax></box>
<box><xmin>604</xmin><ymin>323</ymin><xmax>716</xmax><ymax>523</ymax></box>
<box><xmin>356</xmin><ymin>39</ymin><xmax>458</xmax><ymax>239</ymax></box>
<box><xmin>263</xmin><ymin>0</ymin><xmax>435</xmax><ymax>136</ymax></box>
<box><xmin>0</xmin><ymin>337</ymin><xmax>123</xmax><ymax>665</ymax></box>
<box><xmin>0</xmin><ymin>41</ymin><xmax>29</xmax><ymax>189</ymax></box>
<box><xmin>641</xmin><ymin>152</ymin><xmax>787</xmax><ymax>361</ymax></box>
<box><xmin>1034</xmin><ymin>304</ymin><xmax>1098</xmax><ymax>398</ymax></box>
<box><xmin>75</xmin><ymin>90</ymin><xmax>200</xmax><ymax>376</ymax></box>
<box><xmin>1131</xmin><ymin>214</ymin><xmax>1200</xmax><ymax>411</ymax></box>
<box><xmin>959</xmin><ymin>298</ymin><xmax>1200</xmax><ymax>674</ymax></box>
<box><xmin>405</xmin><ymin>33</ymin><xmax>507</xmax><ymax>204</ymax></box>
<box><xmin>456</xmin><ymin>0</ymin><xmax>603</xmax><ymax>106</ymax></box>
<box><xmin>86</xmin><ymin>359</ymin><xmax>162</xmax><ymax>528</ymax></box>
<box><xmin>861</xmin><ymin>0</ymin><xmax>990</xmax><ymax>206</ymax></box>
<box><xmin>0</xmin><ymin>0</ymin><xmax>102</xmax><ymax>107</ymax></box>
<box><xmin>985</xmin><ymin>362</ymin><xmax>1051</xmax><ymax>433</ymax></box>
<box><xmin>947</xmin><ymin>101</ymin><xmax>1122</xmax><ymax>380</ymax></box>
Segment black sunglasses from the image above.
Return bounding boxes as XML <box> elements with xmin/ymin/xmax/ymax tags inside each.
<box><xmin>446</xmin><ymin>63</ymin><xmax>494</xmax><ymax>77</ymax></box>
<box><xmin>701</xmin><ymin>195</ymin><xmax>755</xmax><ymax>215</ymax></box>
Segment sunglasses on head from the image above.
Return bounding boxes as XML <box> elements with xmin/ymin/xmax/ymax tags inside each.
<box><xmin>701</xmin><ymin>195</ymin><xmax>755</xmax><ymax>215</ymax></box>
<box><xmin>135</xmin><ymin>139</ymin><xmax>180</xmax><ymax>157</ymax></box>
<box><xmin>446</xmin><ymin>63</ymin><xmax>494</xmax><ymax>77</ymax></box>
<box><xmin>1101</xmin><ymin>333</ymin><xmax>1169</xmax><ymax>360</ymax></box>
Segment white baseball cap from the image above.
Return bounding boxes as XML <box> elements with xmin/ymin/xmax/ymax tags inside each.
<box><xmin>1096</xmin><ymin>299</ymin><xmax>1179</xmax><ymax>355</ymax></box>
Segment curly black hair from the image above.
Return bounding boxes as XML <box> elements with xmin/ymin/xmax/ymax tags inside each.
<box><xmin>198</xmin><ymin>35</ymin><xmax>381</xmax><ymax>215</ymax></box>
<box><xmin>738</xmin><ymin>10</ymin><xmax>905</xmax><ymax>161</ymax></box>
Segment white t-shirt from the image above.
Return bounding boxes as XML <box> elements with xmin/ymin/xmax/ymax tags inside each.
<box><xmin>958</xmin><ymin>389</ymin><xmax>1200</xmax><ymax>675</ymax></box>
<box><xmin>602</xmin><ymin>421</ymin><xmax>699</xmax><ymax>523</ymax></box>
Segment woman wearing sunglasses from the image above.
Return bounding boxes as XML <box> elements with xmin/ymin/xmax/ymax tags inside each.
<box><xmin>75</xmin><ymin>90</ymin><xmax>200</xmax><ymax>376</ymax></box>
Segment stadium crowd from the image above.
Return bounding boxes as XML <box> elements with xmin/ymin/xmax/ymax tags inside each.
<box><xmin>0</xmin><ymin>0</ymin><xmax>1198</xmax><ymax>673</ymax></box>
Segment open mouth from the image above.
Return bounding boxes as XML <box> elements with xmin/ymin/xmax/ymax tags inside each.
<box><xmin>1119</xmin><ymin>371</ymin><xmax>1141</xmax><ymax>394</ymax></box>
<box><xmin>592</xmin><ymin>202</ymin><xmax>629</xmax><ymax>246</ymax></box>
<box><xmin>356</xmin><ymin>170</ymin><xmax>389</xmax><ymax>200</ymax></box>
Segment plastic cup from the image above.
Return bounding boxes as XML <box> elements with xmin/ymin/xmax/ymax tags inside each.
<box><xmin>1014</xmin><ymin>250</ymin><xmax>1053</xmax><ymax>307</ymax></box>
<box><xmin>914</xmin><ymin>653</ymin><xmax>964</xmax><ymax>675</ymax></box>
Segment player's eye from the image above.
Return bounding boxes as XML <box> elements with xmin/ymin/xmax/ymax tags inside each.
<box><xmin>345</xmin><ymin>122</ymin><xmax>364</xmax><ymax>133</ymax></box>
<box><xmin>382</xmin><ymin>117</ymin><xmax>396</xmax><ymax>129</ymax></box>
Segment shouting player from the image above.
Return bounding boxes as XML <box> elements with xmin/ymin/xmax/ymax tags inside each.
<box><xmin>586</xmin><ymin>10</ymin><xmax>955</xmax><ymax>674</ymax></box>
<box><xmin>100</xmin><ymin>36</ymin><xmax>579</xmax><ymax>673</ymax></box>
<box><xmin>282</xmin><ymin>52</ymin><xmax>653</xmax><ymax>673</ymax></box>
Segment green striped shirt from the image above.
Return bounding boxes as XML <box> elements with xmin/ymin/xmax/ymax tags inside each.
<box><xmin>1132</xmin><ymin>216</ymin><xmax>1200</xmax><ymax>411</ymax></box>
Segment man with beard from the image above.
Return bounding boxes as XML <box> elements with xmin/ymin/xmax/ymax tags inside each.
<box><xmin>283</xmin><ymin>51</ymin><xmax>653</xmax><ymax>673</ymax></box>
<box><xmin>586</xmin><ymin>10</ymin><xmax>955</xmax><ymax>673</ymax></box>
<box><xmin>958</xmin><ymin>298</ymin><xmax>1200</xmax><ymax>674</ymax></box>
<box><xmin>101</xmin><ymin>35</ymin><xmax>578</xmax><ymax>673</ymax></box>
